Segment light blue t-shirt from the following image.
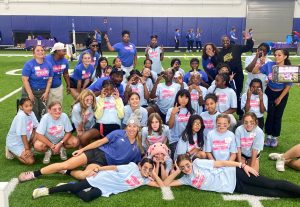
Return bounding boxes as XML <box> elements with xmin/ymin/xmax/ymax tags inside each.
<box><xmin>146</xmin><ymin>78</ymin><xmax>154</xmax><ymax>93</ymax></box>
<box><xmin>71</xmin><ymin>103</ymin><xmax>95</xmax><ymax>130</ymax></box>
<box><xmin>87</xmin><ymin>162</ymin><xmax>150</xmax><ymax>197</ymax></box>
<box><xmin>200</xmin><ymin>111</ymin><xmax>220</xmax><ymax>140</ymax></box>
<box><xmin>95</xmin><ymin>96</ymin><xmax>123</xmax><ymax>126</ymax></box>
<box><xmin>45</xmin><ymin>54</ymin><xmax>69</xmax><ymax>88</ymax></box>
<box><xmin>141</xmin><ymin>125</ymin><xmax>170</xmax><ymax>149</ymax></box>
<box><xmin>129</xmin><ymin>83</ymin><xmax>148</xmax><ymax>106</ymax></box>
<box><xmin>113</xmin><ymin>42</ymin><xmax>137</xmax><ymax>67</ymax></box>
<box><xmin>21</xmin><ymin>58</ymin><xmax>54</xmax><ymax>90</ymax></box>
<box><xmin>156</xmin><ymin>83</ymin><xmax>181</xmax><ymax>114</ymax></box>
<box><xmin>205</xmin><ymin>129</ymin><xmax>237</xmax><ymax>161</ymax></box>
<box><xmin>6</xmin><ymin>110</ymin><xmax>39</xmax><ymax>156</ymax></box>
<box><xmin>77</xmin><ymin>49</ymin><xmax>100</xmax><ymax>68</ymax></box>
<box><xmin>71</xmin><ymin>63</ymin><xmax>94</xmax><ymax>81</ymax></box>
<box><xmin>235</xmin><ymin>125</ymin><xmax>264</xmax><ymax>158</ymax></box>
<box><xmin>123</xmin><ymin>105</ymin><xmax>148</xmax><ymax>127</ymax></box>
<box><xmin>178</xmin><ymin>159</ymin><xmax>236</xmax><ymax>193</ymax></box>
<box><xmin>241</xmin><ymin>93</ymin><xmax>268</xmax><ymax>118</ymax></box>
<box><xmin>190</xmin><ymin>87</ymin><xmax>207</xmax><ymax>115</ymax></box>
<box><xmin>146</xmin><ymin>46</ymin><xmax>163</xmax><ymax>74</ymax></box>
<box><xmin>36</xmin><ymin>113</ymin><xmax>73</xmax><ymax>144</ymax></box>
<box><xmin>207</xmin><ymin>86</ymin><xmax>237</xmax><ymax>113</ymax></box>
<box><xmin>100</xmin><ymin>130</ymin><xmax>142</xmax><ymax>165</ymax></box>
<box><xmin>175</xmin><ymin>134</ymin><xmax>200</xmax><ymax>160</ymax></box>
<box><xmin>166</xmin><ymin>107</ymin><xmax>192</xmax><ymax>144</ymax></box>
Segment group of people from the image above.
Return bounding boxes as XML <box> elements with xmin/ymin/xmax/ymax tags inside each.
<box><xmin>5</xmin><ymin>29</ymin><xmax>300</xmax><ymax>202</ymax></box>
<box><xmin>174</xmin><ymin>28</ymin><xmax>203</xmax><ymax>52</ymax></box>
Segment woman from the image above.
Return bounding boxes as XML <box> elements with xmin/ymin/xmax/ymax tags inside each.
<box><xmin>21</xmin><ymin>45</ymin><xmax>53</xmax><ymax>121</ymax></box>
<box><xmin>104</xmin><ymin>30</ymin><xmax>137</xmax><ymax>77</ymax></box>
<box><xmin>18</xmin><ymin>115</ymin><xmax>143</xmax><ymax>182</ymax></box>
<box><xmin>251</xmin><ymin>49</ymin><xmax>292</xmax><ymax>148</ymax></box>
<box><xmin>202</xmin><ymin>43</ymin><xmax>219</xmax><ymax>84</ymax></box>
<box><xmin>164</xmin><ymin>154</ymin><xmax>300</xmax><ymax>198</ymax></box>
<box><xmin>77</xmin><ymin>39</ymin><xmax>100</xmax><ymax>68</ymax></box>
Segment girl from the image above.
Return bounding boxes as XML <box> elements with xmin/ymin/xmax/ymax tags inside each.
<box><xmin>71</xmin><ymin>89</ymin><xmax>96</xmax><ymax>141</ymax></box>
<box><xmin>70</xmin><ymin>52</ymin><xmax>94</xmax><ymax>99</ymax></box>
<box><xmin>79</xmin><ymin>80</ymin><xmax>124</xmax><ymax>147</ymax></box>
<box><xmin>21</xmin><ymin>45</ymin><xmax>53</xmax><ymax>121</ymax></box>
<box><xmin>183</xmin><ymin>58</ymin><xmax>209</xmax><ymax>88</ymax></box>
<box><xmin>124</xmin><ymin>70</ymin><xmax>149</xmax><ymax>106</ymax></box>
<box><xmin>251</xmin><ymin>49</ymin><xmax>292</xmax><ymax>148</ymax></box>
<box><xmin>241</xmin><ymin>78</ymin><xmax>268</xmax><ymax>129</ymax></box>
<box><xmin>144</xmin><ymin>59</ymin><xmax>158</xmax><ymax>81</ymax></box>
<box><xmin>92</xmin><ymin>57</ymin><xmax>108</xmax><ymax>82</ymax></box>
<box><xmin>188</xmin><ymin>71</ymin><xmax>207</xmax><ymax>115</ymax></box>
<box><xmin>202</xmin><ymin>43</ymin><xmax>219</xmax><ymax>84</ymax></box>
<box><xmin>208</xmin><ymin>73</ymin><xmax>237</xmax><ymax>129</ymax></box>
<box><xmin>141</xmin><ymin>113</ymin><xmax>170</xmax><ymax>150</ymax></box>
<box><xmin>147</xmin><ymin>68</ymin><xmax>182</xmax><ymax>123</ymax></box>
<box><xmin>164</xmin><ymin>154</ymin><xmax>300</xmax><ymax>198</ymax></box>
<box><xmin>200</xmin><ymin>93</ymin><xmax>220</xmax><ymax>140</ymax></box>
<box><xmin>77</xmin><ymin>39</ymin><xmax>100</xmax><ymax>68</ymax></box>
<box><xmin>32</xmin><ymin>158</ymin><xmax>164</xmax><ymax>202</ymax></box>
<box><xmin>6</xmin><ymin>98</ymin><xmax>38</xmax><ymax>165</ymax></box>
<box><xmin>211</xmin><ymin>63</ymin><xmax>237</xmax><ymax>91</ymax></box>
<box><xmin>175</xmin><ymin>114</ymin><xmax>206</xmax><ymax>160</ymax></box>
<box><xmin>141</xmin><ymin>67</ymin><xmax>155</xmax><ymax>93</ymax></box>
<box><xmin>123</xmin><ymin>92</ymin><xmax>148</xmax><ymax>128</ymax></box>
<box><xmin>112</xmin><ymin>57</ymin><xmax>122</xmax><ymax>70</ymax></box>
<box><xmin>104</xmin><ymin>65</ymin><xmax>112</xmax><ymax>77</ymax></box>
<box><xmin>147</xmin><ymin>143</ymin><xmax>173</xmax><ymax>180</ymax></box>
<box><xmin>235</xmin><ymin>112</ymin><xmax>264</xmax><ymax>172</ymax></box>
<box><xmin>174</xmin><ymin>71</ymin><xmax>188</xmax><ymax>89</ymax></box>
<box><xmin>166</xmin><ymin>89</ymin><xmax>195</xmax><ymax>159</ymax></box>
<box><xmin>34</xmin><ymin>101</ymin><xmax>79</xmax><ymax>164</ymax></box>
<box><xmin>19</xmin><ymin>115</ymin><xmax>143</xmax><ymax>182</ymax></box>
<box><xmin>205</xmin><ymin>114</ymin><xmax>237</xmax><ymax>161</ymax></box>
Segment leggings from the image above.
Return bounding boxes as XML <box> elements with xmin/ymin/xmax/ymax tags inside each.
<box><xmin>234</xmin><ymin>168</ymin><xmax>300</xmax><ymax>197</ymax></box>
<box><xmin>49</xmin><ymin>179</ymin><xmax>102</xmax><ymax>202</ymax></box>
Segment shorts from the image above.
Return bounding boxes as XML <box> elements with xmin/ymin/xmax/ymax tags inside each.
<box><xmin>84</xmin><ymin>148</ymin><xmax>108</xmax><ymax>166</ymax></box>
<box><xmin>242</xmin><ymin>153</ymin><xmax>261</xmax><ymax>160</ymax></box>
<box><xmin>47</xmin><ymin>84</ymin><xmax>63</xmax><ymax>106</ymax></box>
<box><xmin>92</xmin><ymin>123</ymin><xmax>120</xmax><ymax>137</ymax></box>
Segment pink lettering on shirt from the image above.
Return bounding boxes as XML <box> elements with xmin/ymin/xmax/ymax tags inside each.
<box><xmin>124</xmin><ymin>45</ymin><xmax>134</xmax><ymax>51</ymax></box>
<box><xmin>203</xmin><ymin>119</ymin><xmax>214</xmax><ymax>129</ymax></box>
<box><xmin>191</xmin><ymin>173</ymin><xmax>205</xmax><ymax>189</ymax></box>
<box><xmin>53</xmin><ymin>65</ymin><xmax>66</xmax><ymax>73</ymax></box>
<box><xmin>250</xmin><ymin>99</ymin><xmax>259</xmax><ymax>108</ymax></box>
<box><xmin>207</xmin><ymin>62</ymin><xmax>214</xmax><ymax>69</ymax></box>
<box><xmin>104</xmin><ymin>101</ymin><xmax>116</xmax><ymax>110</ymax></box>
<box><xmin>161</xmin><ymin>89</ymin><xmax>174</xmax><ymax>99</ymax></box>
<box><xmin>147</xmin><ymin>135</ymin><xmax>164</xmax><ymax>144</ymax></box>
<box><xmin>131</xmin><ymin>87</ymin><xmax>140</xmax><ymax>93</ymax></box>
<box><xmin>191</xmin><ymin>92</ymin><xmax>199</xmax><ymax>101</ymax></box>
<box><xmin>35</xmin><ymin>68</ymin><xmax>49</xmax><ymax>77</ymax></box>
<box><xmin>212</xmin><ymin>140</ymin><xmax>228</xmax><ymax>151</ymax></box>
<box><xmin>177</xmin><ymin>113</ymin><xmax>190</xmax><ymax>123</ymax></box>
<box><xmin>48</xmin><ymin>125</ymin><xmax>64</xmax><ymax>137</ymax></box>
<box><xmin>217</xmin><ymin>93</ymin><xmax>227</xmax><ymax>104</ymax></box>
<box><xmin>241</xmin><ymin>137</ymin><xmax>254</xmax><ymax>148</ymax></box>
<box><xmin>82</xmin><ymin>71</ymin><xmax>91</xmax><ymax>79</ymax></box>
<box><xmin>26</xmin><ymin>120</ymin><xmax>33</xmax><ymax>134</ymax></box>
<box><xmin>149</xmin><ymin>50</ymin><xmax>159</xmax><ymax>58</ymax></box>
<box><xmin>125</xmin><ymin>175</ymin><xmax>142</xmax><ymax>187</ymax></box>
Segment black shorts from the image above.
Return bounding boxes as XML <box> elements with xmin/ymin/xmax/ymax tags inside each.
<box><xmin>92</xmin><ymin>123</ymin><xmax>120</xmax><ymax>137</ymax></box>
<box><xmin>70</xmin><ymin>78</ymin><xmax>79</xmax><ymax>88</ymax></box>
<box><xmin>242</xmin><ymin>153</ymin><xmax>261</xmax><ymax>160</ymax></box>
<box><xmin>84</xmin><ymin>148</ymin><xmax>108</xmax><ymax>166</ymax></box>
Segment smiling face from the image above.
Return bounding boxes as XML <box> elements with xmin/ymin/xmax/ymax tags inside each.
<box><xmin>20</xmin><ymin>100</ymin><xmax>33</xmax><ymax>115</ymax></box>
<box><xmin>33</xmin><ymin>46</ymin><xmax>45</xmax><ymax>59</ymax></box>
<box><xmin>84</xmin><ymin>95</ymin><xmax>94</xmax><ymax>107</ymax></box>
<box><xmin>215</xmin><ymin>75</ymin><xmax>225</xmax><ymax>88</ymax></box>
<box><xmin>243</xmin><ymin>115</ymin><xmax>256</xmax><ymax>132</ymax></box>
<box><xmin>154</xmin><ymin>153</ymin><xmax>165</xmax><ymax>162</ymax></box>
<box><xmin>140</xmin><ymin>162</ymin><xmax>154</xmax><ymax>178</ymax></box>
<box><xmin>178</xmin><ymin>160</ymin><xmax>193</xmax><ymax>175</ymax></box>
<box><xmin>126</xmin><ymin>123</ymin><xmax>139</xmax><ymax>138</ymax></box>
<box><xmin>178</xmin><ymin>95</ymin><xmax>189</xmax><ymax>107</ymax></box>
<box><xmin>163</xmin><ymin>69</ymin><xmax>174</xmax><ymax>82</ymax></box>
<box><xmin>216</xmin><ymin>117</ymin><xmax>230</xmax><ymax>133</ymax></box>
<box><xmin>205</xmin><ymin>98</ymin><xmax>217</xmax><ymax>114</ymax></box>
<box><xmin>192</xmin><ymin>119</ymin><xmax>202</xmax><ymax>133</ymax></box>
<box><xmin>190</xmin><ymin>61</ymin><xmax>199</xmax><ymax>70</ymax></box>
<box><xmin>150</xmin><ymin>37</ymin><xmax>157</xmax><ymax>47</ymax></box>
<box><xmin>144</xmin><ymin>60</ymin><xmax>152</xmax><ymax>68</ymax></box>
<box><xmin>82</xmin><ymin>53</ymin><xmax>92</xmax><ymax>66</ymax></box>
<box><xmin>222</xmin><ymin>36</ymin><xmax>230</xmax><ymax>49</ymax></box>
<box><xmin>190</xmin><ymin>74</ymin><xmax>200</xmax><ymax>85</ymax></box>
<box><xmin>100</xmin><ymin>60</ymin><xmax>108</xmax><ymax>69</ymax></box>
<box><xmin>151</xmin><ymin>116</ymin><xmax>160</xmax><ymax>131</ymax></box>
<box><xmin>142</xmin><ymin>67</ymin><xmax>151</xmax><ymax>77</ymax></box>
<box><xmin>129</xmin><ymin>93</ymin><xmax>140</xmax><ymax>108</ymax></box>
<box><xmin>48</xmin><ymin>103</ymin><xmax>62</xmax><ymax>120</ymax></box>
<box><xmin>114</xmin><ymin>58</ymin><xmax>122</xmax><ymax>68</ymax></box>
<box><xmin>89</xmin><ymin>42</ymin><xmax>98</xmax><ymax>52</ymax></box>
<box><xmin>274</xmin><ymin>50</ymin><xmax>287</xmax><ymax>65</ymax></box>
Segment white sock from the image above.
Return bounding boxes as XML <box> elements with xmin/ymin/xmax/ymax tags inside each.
<box><xmin>161</xmin><ymin>186</ymin><xmax>174</xmax><ymax>200</ymax></box>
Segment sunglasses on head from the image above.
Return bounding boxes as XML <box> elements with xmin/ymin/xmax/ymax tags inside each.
<box><xmin>91</xmin><ymin>44</ymin><xmax>98</xmax><ymax>47</ymax></box>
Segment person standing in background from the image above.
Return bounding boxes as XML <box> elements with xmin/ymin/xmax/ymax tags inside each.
<box><xmin>95</xmin><ymin>29</ymin><xmax>103</xmax><ymax>56</ymax></box>
<box><xmin>186</xmin><ymin>29</ymin><xmax>195</xmax><ymax>53</ymax></box>
<box><xmin>230</xmin><ymin>27</ymin><xmax>238</xmax><ymax>44</ymax></box>
<box><xmin>195</xmin><ymin>28</ymin><xmax>203</xmax><ymax>52</ymax></box>
<box><xmin>145</xmin><ymin>35</ymin><xmax>164</xmax><ymax>74</ymax></box>
<box><xmin>174</xmin><ymin>29</ymin><xmax>181</xmax><ymax>52</ymax></box>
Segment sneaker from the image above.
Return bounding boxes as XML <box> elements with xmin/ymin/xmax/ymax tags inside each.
<box><xmin>18</xmin><ymin>171</ymin><xmax>35</xmax><ymax>182</ymax></box>
<box><xmin>60</xmin><ymin>147</ymin><xmax>67</xmax><ymax>161</ymax></box>
<box><xmin>56</xmin><ymin>183</ymin><xmax>67</xmax><ymax>187</ymax></box>
<box><xmin>264</xmin><ymin>138</ymin><xmax>272</xmax><ymax>147</ymax></box>
<box><xmin>43</xmin><ymin>149</ymin><xmax>52</xmax><ymax>164</ymax></box>
<box><xmin>276</xmin><ymin>155</ymin><xmax>285</xmax><ymax>172</ymax></box>
<box><xmin>269</xmin><ymin>153</ymin><xmax>283</xmax><ymax>161</ymax></box>
<box><xmin>5</xmin><ymin>146</ymin><xmax>14</xmax><ymax>160</ymax></box>
<box><xmin>196</xmin><ymin>50</ymin><xmax>199</xmax><ymax>52</ymax></box>
<box><xmin>32</xmin><ymin>187</ymin><xmax>49</xmax><ymax>199</ymax></box>
<box><xmin>270</xmin><ymin>138</ymin><xmax>278</xmax><ymax>148</ymax></box>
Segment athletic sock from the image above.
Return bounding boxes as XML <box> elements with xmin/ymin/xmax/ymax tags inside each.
<box><xmin>65</xmin><ymin>170</ymin><xmax>72</xmax><ymax>176</ymax></box>
<box><xmin>33</xmin><ymin>170</ymin><xmax>42</xmax><ymax>178</ymax></box>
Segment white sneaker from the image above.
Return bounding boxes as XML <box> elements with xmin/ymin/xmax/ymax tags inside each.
<box><xmin>269</xmin><ymin>153</ymin><xmax>283</xmax><ymax>161</ymax></box>
<box><xmin>43</xmin><ymin>149</ymin><xmax>52</xmax><ymax>164</ymax></box>
<box><xmin>196</xmin><ymin>50</ymin><xmax>199</xmax><ymax>52</ymax></box>
<box><xmin>32</xmin><ymin>187</ymin><xmax>49</xmax><ymax>199</ymax></box>
<box><xmin>5</xmin><ymin>146</ymin><xmax>14</xmax><ymax>160</ymax></box>
<box><xmin>60</xmin><ymin>147</ymin><xmax>67</xmax><ymax>161</ymax></box>
<box><xmin>276</xmin><ymin>155</ymin><xmax>285</xmax><ymax>172</ymax></box>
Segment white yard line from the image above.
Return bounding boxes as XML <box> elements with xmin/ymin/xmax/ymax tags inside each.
<box><xmin>0</xmin><ymin>87</ymin><xmax>22</xmax><ymax>103</ymax></box>
<box><xmin>0</xmin><ymin>178</ymin><xmax>19</xmax><ymax>207</ymax></box>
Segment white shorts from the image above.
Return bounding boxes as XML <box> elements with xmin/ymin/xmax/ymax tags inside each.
<box><xmin>47</xmin><ymin>84</ymin><xmax>63</xmax><ymax>106</ymax></box>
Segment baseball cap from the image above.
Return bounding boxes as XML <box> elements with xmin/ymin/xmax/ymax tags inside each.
<box><xmin>126</xmin><ymin>114</ymin><xmax>141</xmax><ymax>127</ymax></box>
<box><xmin>50</xmin><ymin>42</ymin><xmax>66</xmax><ymax>53</ymax></box>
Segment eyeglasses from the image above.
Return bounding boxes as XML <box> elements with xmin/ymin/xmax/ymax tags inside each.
<box><xmin>91</xmin><ymin>45</ymin><xmax>99</xmax><ymax>47</ymax></box>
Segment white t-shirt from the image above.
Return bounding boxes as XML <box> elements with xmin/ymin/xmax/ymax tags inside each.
<box><xmin>207</xmin><ymin>86</ymin><xmax>237</xmax><ymax>113</ymax></box>
<box><xmin>241</xmin><ymin>93</ymin><xmax>268</xmax><ymax>118</ymax></box>
<box><xmin>156</xmin><ymin>83</ymin><xmax>181</xmax><ymax>114</ymax></box>
<box><xmin>129</xmin><ymin>83</ymin><xmax>148</xmax><ymax>106</ymax></box>
<box><xmin>190</xmin><ymin>87</ymin><xmax>207</xmax><ymax>115</ymax></box>
<box><xmin>71</xmin><ymin>103</ymin><xmax>95</xmax><ymax>130</ymax></box>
